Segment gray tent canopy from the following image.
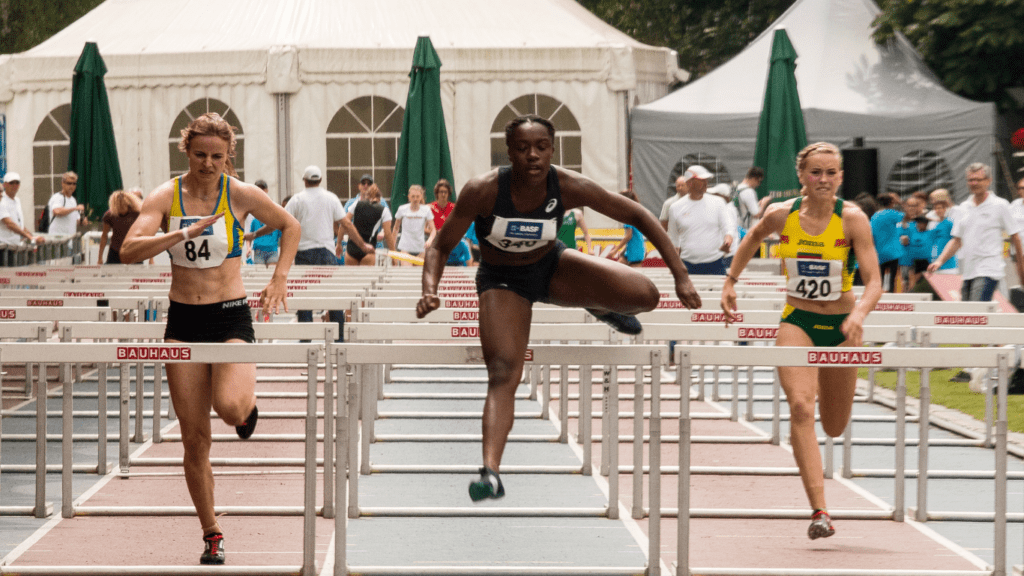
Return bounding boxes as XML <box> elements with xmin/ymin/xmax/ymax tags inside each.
<box><xmin>630</xmin><ymin>0</ymin><xmax>995</xmax><ymax>215</ymax></box>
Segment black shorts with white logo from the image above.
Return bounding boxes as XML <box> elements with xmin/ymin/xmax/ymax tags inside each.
<box><xmin>475</xmin><ymin>241</ymin><xmax>566</xmax><ymax>304</ymax></box>
<box><xmin>164</xmin><ymin>297</ymin><xmax>256</xmax><ymax>343</ymax></box>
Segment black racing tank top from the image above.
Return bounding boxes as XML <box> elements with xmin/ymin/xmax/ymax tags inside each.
<box><xmin>475</xmin><ymin>166</ymin><xmax>565</xmax><ymax>254</ymax></box>
<box><xmin>352</xmin><ymin>201</ymin><xmax>387</xmax><ymax>242</ymax></box>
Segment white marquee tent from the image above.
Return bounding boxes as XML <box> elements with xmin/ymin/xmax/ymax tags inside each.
<box><xmin>0</xmin><ymin>0</ymin><xmax>684</xmax><ymax>228</ymax></box>
<box><xmin>630</xmin><ymin>0</ymin><xmax>996</xmax><ymax>214</ymax></box>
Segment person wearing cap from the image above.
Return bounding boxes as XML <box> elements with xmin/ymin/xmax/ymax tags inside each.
<box><xmin>666</xmin><ymin>165</ymin><xmax>732</xmax><ymax>275</ymax></box>
<box><xmin>286</xmin><ymin>165</ymin><xmax>369</xmax><ymax>338</ymax></box>
<box><xmin>345</xmin><ymin>173</ymin><xmax>390</xmax><ymax>212</ymax></box>
<box><xmin>0</xmin><ymin>172</ymin><xmax>45</xmax><ymax>259</ymax></box>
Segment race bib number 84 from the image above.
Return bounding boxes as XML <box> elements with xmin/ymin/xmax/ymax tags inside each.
<box><xmin>785</xmin><ymin>258</ymin><xmax>842</xmax><ymax>301</ymax></box>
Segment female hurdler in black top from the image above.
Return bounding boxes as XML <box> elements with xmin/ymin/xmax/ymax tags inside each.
<box><xmin>417</xmin><ymin>115</ymin><xmax>701</xmax><ymax>501</ymax></box>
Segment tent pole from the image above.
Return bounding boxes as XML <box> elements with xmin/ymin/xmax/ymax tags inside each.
<box><xmin>276</xmin><ymin>94</ymin><xmax>292</xmax><ymax>200</ymax></box>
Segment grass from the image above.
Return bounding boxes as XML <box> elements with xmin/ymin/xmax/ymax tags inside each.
<box><xmin>858</xmin><ymin>368</ymin><xmax>1024</xmax><ymax>434</ymax></box>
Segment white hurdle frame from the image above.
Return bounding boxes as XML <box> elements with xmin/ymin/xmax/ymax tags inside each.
<box><xmin>667</xmin><ymin>345</ymin><xmax>1010</xmax><ymax>576</ymax></box>
<box><xmin>330</xmin><ymin>342</ymin><xmax>666</xmax><ymax>576</ymax></box>
<box><xmin>0</xmin><ymin>342</ymin><xmax>322</xmax><ymax>576</ymax></box>
<box><xmin>0</xmin><ymin>322</ymin><xmax>53</xmax><ymax>518</ymax></box>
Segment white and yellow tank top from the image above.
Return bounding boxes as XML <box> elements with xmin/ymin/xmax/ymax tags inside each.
<box><xmin>778</xmin><ymin>197</ymin><xmax>855</xmax><ymax>301</ymax></box>
<box><xmin>166</xmin><ymin>175</ymin><xmax>243</xmax><ymax>269</ymax></box>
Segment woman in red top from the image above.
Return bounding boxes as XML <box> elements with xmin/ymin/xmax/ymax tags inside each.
<box><xmin>429</xmin><ymin>179</ymin><xmax>455</xmax><ymax>231</ymax></box>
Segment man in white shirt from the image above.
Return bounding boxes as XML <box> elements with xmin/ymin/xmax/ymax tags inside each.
<box><xmin>0</xmin><ymin>172</ymin><xmax>45</xmax><ymax>264</ymax></box>
<box><xmin>47</xmin><ymin>171</ymin><xmax>88</xmax><ymax>235</ymax></box>
<box><xmin>928</xmin><ymin>162</ymin><xmax>1024</xmax><ymax>301</ymax></box>
<box><xmin>660</xmin><ymin>165</ymin><xmax>712</xmax><ymax>231</ymax></box>
<box><xmin>733</xmin><ymin>166</ymin><xmax>764</xmax><ymax>231</ymax></box>
<box><xmin>285</xmin><ymin>166</ymin><xmax>363</xmax><ymax>340</ymax></box>
<box><xmin>667</xmin><ymin>166</ymin><xmax>733</xmax><ymax>275</ymax></box>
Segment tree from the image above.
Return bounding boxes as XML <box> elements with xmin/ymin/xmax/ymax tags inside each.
<box><xmin>0</xmin><ymin>0</ymin><xmax>104</xmax><ymax>54</ymax></box>
<box><xmin>577</xmin><ymin>0</ymin><xmax>796</xmax><ymax>81</ymax></box>
<box><xmin>872</xmin><ymin>0</ymin><xmax>1024</xmax><ymax>112</ymax></box>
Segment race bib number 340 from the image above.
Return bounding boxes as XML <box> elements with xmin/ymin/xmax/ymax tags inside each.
<box><xmin>785</xmin><ymin>258</ymin><xmax>842</xmax><ymax>301</ymax></box>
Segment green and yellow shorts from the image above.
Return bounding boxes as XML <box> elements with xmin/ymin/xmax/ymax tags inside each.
<box><xmin>780</xmin><ymin>304</ymin><xmax>849</xmax><ymax>347</ymax></box>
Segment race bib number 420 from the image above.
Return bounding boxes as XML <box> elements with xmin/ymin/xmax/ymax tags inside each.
<box><xmin>785</xmin><ymin>258</ymin><xmax>842</xmax><ymax>301</ymax></box>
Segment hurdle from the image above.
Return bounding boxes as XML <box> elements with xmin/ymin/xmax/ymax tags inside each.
<box><xmin>330</xmin><ymin>342</ymin><xmax>664</xmax><ymax>575</ymax></box>
<box><xmin>0</xmin><ymin>341</ymin><xmax>321</xmax><ymax>576</ymax></box>
<box><xmin>900</xmin><ymin>327</ymin><xmax>1024</xmax><ymax>526</ymax></box>
<box><xmin>0</xmin><ymin>321</ymin><xmax>340</xmax><ymax>510</ymax></box>
<box><xmin>665</xmin><ymin>345</ymin><xmax>1010</xmax><ymax>576</ymax></box>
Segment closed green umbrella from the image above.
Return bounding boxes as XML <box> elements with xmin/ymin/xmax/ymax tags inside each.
<box><xmin>753</xmin><ymin>29</ymin><xmax>807</xmax><ymax>202</ymax></box>
<box><xmin>391</xmin><ymin>35</ymin><xmax>455</xmax><ymax>208</ymax></box>
<box><xmin>68</xmin><ymin>41</ymin><xmax>123</xmax><ymax>220</ymax></box>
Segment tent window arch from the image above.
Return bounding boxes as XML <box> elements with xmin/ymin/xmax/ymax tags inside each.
<box><xmin>665</xmin><ymin>154</ymin><xmax>732</xmax><ymax>199</ymax></box>
<box><xmin>32</xmin><ymin>104</ymin><xmax>72</xmax><ymax>211</ymax></box>
<box><xmin>168</xmin><ymin>98</ymin><xmax>245</xmax><ymax>181</ymax></box>
<box><xmin>885</xmin><ymin>150</ymin><xmax>954</xmax><ymax>197</ymax></box>
<box><xmin>327</xmin><ymin>96</ymin><xmax>405</xmax><ymax>201</ymax></box>
<box><xmin>489</xmin><ymin>94</ymin><xmax>581</xmax><ymax>172</ymax></box>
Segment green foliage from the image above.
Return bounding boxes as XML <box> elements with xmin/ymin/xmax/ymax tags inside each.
<box><xmin>577</xmin><ymin>0</ymin><xmax>796</xmax><ymax>80</ymax></box>
<box><xmin>0</xmin><ymin>0</ymin><xmax>104</xmax><ymax>54</ymax></box>
<box><xmin>858</xmin><ymin>368</ymin><xmax>1024</xmax><ymax>434</ymax></box>
<box><xmin>872</xmin><ymin>0</ymin><xmax>1024</xmax><ymax>112</ymax></box>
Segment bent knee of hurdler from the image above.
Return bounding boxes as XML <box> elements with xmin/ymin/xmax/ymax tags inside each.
<box><xmin>486</xmin><ymin>359</ymin><xmax>523</xmax><ymax>388</ymax></box>
<box><xmin>214</xmin><ymin>399</ymin><xmax>252</xmax><ymax>426</ymax></box>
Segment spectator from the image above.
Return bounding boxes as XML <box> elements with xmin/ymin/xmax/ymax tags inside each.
<box><xmin>465</xmin><ymin>221</ymin><xmax>480</xmax><ymax>264</ymax></box>
<box><xmin>900</xmin><ymin>215</ymin><xmax>932</xmax><ymax>290</ymax></box>
<box><xmin>709</xmin><ymin>183</ymin><xmax>740</xmax><ymax>269</ymax></box>
<box><xmin>928</xmin><ymin>163</ymin><xmax>1024</xmax><ymax>301</ymax></box>
<box><xmin>870</xmin><ymin>192</ymin><xmax>903</xmax><ymax>292</ymax></box>
<box><xmin>244</xmin><ymin>180</ymin><xmax>282</xmax><ymax>267</ymax></box>
<box><xmin>850</xmin><ymin>193</ymin><xmax>879</xmax><ymax>286</ymax></box>
<box><xmin>929</xmin><ymin>194</ymin><xmax>957</xmax><ymax>273</ymax></box>
<box><xmin>430</xmin><ymin>179</ymin><xmax>455</xmax><ymax>231</ymax></box>
<box><xmin>97</xmin><ymin>189</ymin><xmax>143</xmax><ymax>264</ymax></box>
<box><xmin>1010</xmin><ymin>177</ymin><xmax>1024</xmax><ymax>232</ymax></box>
<box><xmin>666</xmin><ymin>165</ymin><xmax>732</xmax><ymax>275</ymax></box>
<box><xmin>345</xmin><ymin>173</ymin><xmax>389</xmax><ymax>212</ymax></box>
<box><xmin>393</xmin><ymin>184</ymin><xmax>435</xmax><ymax>263</ymax></box>
<box><xmin>345</xmin><ymin>183</ymin><xmax>394</xmax><ymax>266</ymax></box>
<box><xmin>0</xmin><ymin>172</ymin><xmax>45</xmax><ymax>262</ymax></box>
<box><xmin>852</xmin><ymin>192</ymin><xmax>877</xmax><ymax>220</ymax></box>
<box><xmin>446</xmin><ymin>235</ymin><xmax>473</xmax><ymax>266</ymax></box>
<box><xmin>557</xmin><ymin>207</ymin><xmax>591</xmax><ymax>254</ymax></box>
<box><xmin>897</xmin><ymin>193</ymin><xmax>927</xmax><ymax>291</ymax></box>
<box><xmin>286</xmin><ymin>166</ymin><xmax>362</xmax><ymax>339</ymax></box>
<box><xmin>47</xmin><ymin>171</ymin><xmax>89</xmax><ymax>235</ymax></box>
<box><xmin>734</xmin><ymin>166</ymin><xmax>764</xmax><ymax>230</ymax></box>
<box><xmin>659</xmin><ymin>172</ymin><xmax>690</xmax><ymax>230</ymax></box>
<box><xmin>612</xmin><ymin>190</ymin><xmax>646</xmax><ymax>267</ymax></box>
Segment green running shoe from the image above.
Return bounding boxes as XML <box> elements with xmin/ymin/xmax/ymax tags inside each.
<box><xmin>468</xmin><ymin>466</ymin><xmax>505</xmax><ymax>502</ymax></box>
